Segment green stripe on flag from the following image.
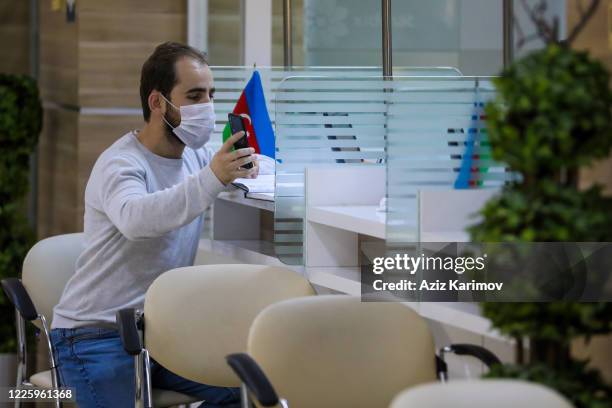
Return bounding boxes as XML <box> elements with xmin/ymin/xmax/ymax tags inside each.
<box><xmin>222</xmin><ymin>122</ymin><xmax>232</xmax><ymax>144</ymax></box>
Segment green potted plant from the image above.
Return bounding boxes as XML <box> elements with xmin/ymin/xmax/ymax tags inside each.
<box><xmin>469</xmin><ymin>1</ymin><xmax>612</xmax><ymax>407</ymax></box>
<box><xmin>0</xmin><ymin>73</ymin><xmax>42</xmax><ymax>385</ymax></box>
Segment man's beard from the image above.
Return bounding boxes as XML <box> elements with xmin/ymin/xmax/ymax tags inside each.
<box><xmin>163</xmin><ymin>111</ymin><xmax>185</xmax><ymax>146</ymax></box>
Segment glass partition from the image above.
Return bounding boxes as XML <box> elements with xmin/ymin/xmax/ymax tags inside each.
<box><xmin>290</xmin><ymin>0</ymin><xmax>565</xmax><ymax>74</ymax></box>
<box><xmin>209</xmin><ymin>66</ymin><xmax>409</xmax><ymax>245</ymax></box>
<box><xmin>385</xmin><ymin>77</ymin><xmax>519</xmax><ymax>245</ymax></box>
<box><xmin>272</xmin><ymin>69</ymin><xmax>463</xmax><ymax>265</ymax></box>
<box><xmin>210</xmin><ymin>66</ymin><xmax>462</xmax><ymax>151</ymax></box>
<box><xmin>199</xmin><ymin>1</ymin><xmax>566</xmax><ymax>73</ymax></box>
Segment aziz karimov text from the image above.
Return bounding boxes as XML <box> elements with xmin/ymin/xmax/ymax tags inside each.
<box><xmin>372</xmin><ymin>279</ymin><xmax>504</xmax><ymax>292</ymax></box>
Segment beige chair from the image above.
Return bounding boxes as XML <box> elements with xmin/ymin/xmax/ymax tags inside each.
<box><xmin>117</xmin><ymin>264</ymin><xmax>315</xmax><ymax>407</ymax></box>
<box><xmin>239</xmin><ymin>295</ymin><xmax>437</xmax><ymax>408</ymax></box>
<box><xmin>389</xmin><ymin>379</ymin><xmax>575</xmax><ymax>408</ymax></box>
<box><xmin>1</xmin><ymin>233</ymin><xmax>199</xmax><ymax>408</ymax></box>
<box><xmin>227</xmin><ymin>295</ymin><xmax>502</xmax><ymax>408</ymax></box>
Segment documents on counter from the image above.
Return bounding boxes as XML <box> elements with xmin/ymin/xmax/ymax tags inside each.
<box><xmin>232</xmin><ymin>174</ymin><xmax>274</xmax><ymax>202</ymax></box>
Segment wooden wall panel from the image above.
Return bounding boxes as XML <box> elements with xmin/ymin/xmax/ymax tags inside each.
<box><xmin>78</xmin><ymin>0</ymin><xmax>186</xmax><ymax>108</ymax></box>
<box><xmin>38</xmin><ymin>0</ymin><xmax>78</xmax><ymax>106</ymax></box>
<box><xmin>78</xmin><ymin>43</ymin><xmax>156</xmax><ymax>108</ymax></box>
<box><xmin>37</xmin><ymin>107</ymin><xmax>80</xmax><ymax>238</ymax></box>
<box><xmin>37</xmin><ymin>0</ymin><xmax>188</xmax><ymax>237</ymax></box>
<box><xmin>568</xmin><ymin>0</ymin><xmax>612</xmax><ymax>68</ymax></box>
<box><xmin>0</xmin><ymin>0</ymin><xmax>30</xmax><ymax>75</ymax></box>
<box><xmin>581</xmin><ymin>159</ymin><xmax>612</xmax><ymax>194</ymax></box>
<box><xmin>570</xmin><ymin>0</ymin><xmax>612</xmax><ymax>194</ymax></box>
<box><xmin>573</xmin><ymin>334</ymin><xmax>612</xmax><ymax>384</ymax></box>
<box><xmin>79</xmin><ymin>0</ymin><xmax>186</xmax><ymax>14</ymax></box>
<box><xmin>569</xmin><ymin>4</ymin><xmax>612</xmax><ymax>384</ymax></box>
<box><xmin>37</xmin><ymin>0</ymin><xmax>79</xmax><ymax>238</ymax></box>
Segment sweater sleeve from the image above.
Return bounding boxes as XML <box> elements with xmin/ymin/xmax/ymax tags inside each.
<box><xmin>99</xmin><ymin>156</ymin><xmax>225</xmax><ymax>240</ymax></box>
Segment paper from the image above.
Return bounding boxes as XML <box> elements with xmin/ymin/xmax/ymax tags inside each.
<box><xmin>246</xmin><ymin>192</ymin><xmax>274</xmax><ymax>202</ymax></box>
<box><xmin>232</xmin><ymin>174</ymin><xmax>275</xmax><ymax>194</ymax></box>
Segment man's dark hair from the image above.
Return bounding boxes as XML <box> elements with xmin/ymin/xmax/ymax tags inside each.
<box><xmin>139</xmin><ymin>42</ymin><xmax>208</xmax><ymax>122</ymax></box>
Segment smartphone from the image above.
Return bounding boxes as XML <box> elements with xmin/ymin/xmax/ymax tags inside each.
<box><xmin>227</xmin><ymin>113</ymin><xmax>253</xmax><ymax>169</ymax></box>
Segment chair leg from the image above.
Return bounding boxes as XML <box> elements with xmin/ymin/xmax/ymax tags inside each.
<box><xmin>37</xmin><ymin>314</ymin><xmax>63</xmax><ymax>408</ymax></box>
<box><xmin>240</xmin><ymin>383</ymin><xmax>250</xmax><ymax>408</ymax></box>
<box><xmin>14</xmin><ymin>309</ymin><xmax>27</xmax><ymax>408</ymax></box>
<box><xmin>135</xmin><ymin>349</ymin><xmax>153</xmax><ymax>408</ymax></box>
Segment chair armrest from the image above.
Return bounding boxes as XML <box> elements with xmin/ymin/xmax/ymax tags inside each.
<box><xmin>116</xmin><ymin>308</ymin><xmax>143</xmax><ymax>355</ymax></box>
<box><xmin>441</xmin><ymin>343</ymin><xmax>501</xmax><ymax>368</ymax></box>
<box><xmin>1</xmin><ymin>278</ymin><xmax>38</xmax><ymax>321</ymax></box>
<box><xmin>435</xmin><ymin>355</ymin><xmax>448</xmax><ymax>380</ymax></box>
<box><xmin>226</xmin><ymin>353</ymin><xmax>279</xmax><ymax>407</ymax></box>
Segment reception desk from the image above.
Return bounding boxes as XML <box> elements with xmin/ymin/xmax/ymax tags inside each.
<box><xmin>195</xmin><ymin>166</ymin><xmax>515</xmax><ymax>378</ymax></box>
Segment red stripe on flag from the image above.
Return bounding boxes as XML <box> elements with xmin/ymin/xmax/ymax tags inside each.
<box><xmin>233</xmin><ymin>91</ymin><xmax>261</xmax><ymax>154</ymax></box>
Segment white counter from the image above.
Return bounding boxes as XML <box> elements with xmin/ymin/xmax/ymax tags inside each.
<box><xmin>308</xmin><ymin>205</ymin><xmax>386</xmax><ymax>239</ymax></box>
<box><xmin>305</xmin><ymin>266</ymin><xmax>503</xmax><ymax>340</ymax></box>
<box><xmin>198</xmin><ymin>173</ymin><xmax>509</xmax><ymax>344</ymax></box>
<box><xmin>217</xmin><ymin>190</ymin><xmax>274</xmax><ymax>212</ymax></box>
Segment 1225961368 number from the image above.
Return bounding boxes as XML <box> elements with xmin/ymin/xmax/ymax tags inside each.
<box><xmin>1</xmin><ymin>387</ymin><xmax>75</xmax><ymax>402</ymax></box>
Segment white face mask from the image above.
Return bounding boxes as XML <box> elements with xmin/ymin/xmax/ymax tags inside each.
<box><xmin>161</xmin><ymin>94</ymin><xmax>216</xmax><ymax>150</ymax></box>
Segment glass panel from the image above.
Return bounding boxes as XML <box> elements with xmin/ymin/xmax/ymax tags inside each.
<box><xmin>266</xmin><ymin>0</ymin><xmax>566</xmax><ymax>74</ymax></box>
<box><xmin>273</xmin><ymin>68</ymin><xmax>463</xmax><ymax>265</ymax></box>
<box><xmin>272</xmin><ymin>0</ymin><xmax>306</xmax><ymax>66</ymax></box>
<box><xmin>209</xmin><ymin>66</ymin><xmax>462</xmax><ymax>152</ymax></box>
<box><xmin>302</xmin><ymin>0</ymin><xmax>382</xmax><ymax>66</ymax></box>
<box><xmin>385</xmin><ymin>77</ymin><xmax>519</xmax><ymax>247</ymax></box>
<box><xmin>207</xmin><ymin>0</ymin><xmax>242</xmax><ymax>65</ymax></box>
<box><xmin>513</xmin><ymin>0</ymin><xmax>567</xmax><ymax>59</ymax></box>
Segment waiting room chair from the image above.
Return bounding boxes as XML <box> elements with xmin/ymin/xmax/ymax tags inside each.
<box><xmin>226</xmin><ymin>295</ymin><xmax>501</xmax><ymax>408</ymax></box>
<box><xmin>0</xmin><ymin>233</ymin><xmax>200</xmax><ymax>408</ymax></box>
<box><xmin>116</xmin><ymin>264</ymin><xmax>315</xmax><ymax>408</ymax></box>
<box><xmin>389</xmin><ymin>379</ymin><xmax>575</xmax><ymax>408</ymax></box>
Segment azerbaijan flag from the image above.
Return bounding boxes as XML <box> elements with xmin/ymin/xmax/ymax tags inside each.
<box><xmin>222</xmin><ymin>71</ymin><xmax>275</xmax><ymax>159</ymax></box>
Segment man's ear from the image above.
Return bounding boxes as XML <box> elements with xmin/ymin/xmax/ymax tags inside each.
<box><xmin>148</xmin><ymin>91</ymin><xmax>165</xmax><ymax>118</ymax></box>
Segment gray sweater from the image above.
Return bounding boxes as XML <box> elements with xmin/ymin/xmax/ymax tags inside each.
<box><xmin>52</xmin><ymin>131</ymin><xmax>226</xmax><ymax>329</ymax></box>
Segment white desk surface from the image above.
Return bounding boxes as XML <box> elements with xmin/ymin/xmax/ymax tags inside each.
<box><xmin>217</xmin><ymin>190</ymin><xmax>274</xmax><ymax>212</ymax></box>
<box><xmin>199</xmin><ymin>238</ymin><xmax>287</xmax><ymax>267</ymax></box>
<box><xmin>306</xmin><ymin>266</ymin><xmax>503</xmax><ymax>339</ymax></box>
<box><xmin>420</xmin><ymin>231</ymin><xmax>470</xmax><ymax>242</ymax></box>
<box><xmin>197</xmin><ymin>239</ymin><xmax>502</xmax><ymax>339</ymax></box>
<box><xmin>307</xmin><ymin>266</ymin><xmax>363</xmax><ymax>295</ymax></box>
<box><xmin>248</xmin><ymin>192</ymin><xmax>274</xmax><ymax>202</ymax></box>
<box><xmin>308</xmin><ymin>205</ymin><xmax>386</xmax><ymax>239</ymax></box>
<box><xmin>306</xmin><ymin>205</ymin><xmax>476</xmax><ymax>244</ymax></box>
<box><xmin>211</xmin><ymin>191</ymin><xmax>499</xmax><ymax>339</ymax></box>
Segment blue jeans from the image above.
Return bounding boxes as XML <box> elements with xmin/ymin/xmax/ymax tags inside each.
<box><xmin>50</xmin><ymin>327</ymin><xmax>240</xmax><ymax>408</ymax></box>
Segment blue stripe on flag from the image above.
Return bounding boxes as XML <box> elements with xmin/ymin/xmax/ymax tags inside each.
<box><xmin>244</xmin><ymin>71</ymin><xmax>275</xmax><ymax>159</ymax></box>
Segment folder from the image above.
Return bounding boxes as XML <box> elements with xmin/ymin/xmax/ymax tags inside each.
<box><xmin>232</xmin><ymin>174</ymin><xmax>274</xmax><ymax>202</ymax></box>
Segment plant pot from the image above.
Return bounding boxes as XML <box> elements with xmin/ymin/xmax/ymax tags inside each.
<box><xmin>0</xmin><ymin>353</ymin><xmax>17</xmax><ymax>387</ymax></box>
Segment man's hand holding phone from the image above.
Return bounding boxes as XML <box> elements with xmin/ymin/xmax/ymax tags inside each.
<box><xmin>210</xmin><ymin>131</ymin><xmax>257</xmax><ymax>184</ymax></box>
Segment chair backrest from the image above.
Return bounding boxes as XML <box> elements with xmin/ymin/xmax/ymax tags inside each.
<box><xmin>21</xmin><ymin>233</ymin><xmax>85</xmax><ymax>328</ymax></box>
<box><xmin>389</xmin><ymin>380</ymin><xmax>575</xmax><ymax>408</ymax></box>
<box><xmin>143</xmin><ymin>264</ymin><xmax>315</xmax><ymax>387</ymax></box>
<box><xmin>247</xmin><ymin>295</ymin><xmax>437</xmax><ymax>408</ymax></box>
